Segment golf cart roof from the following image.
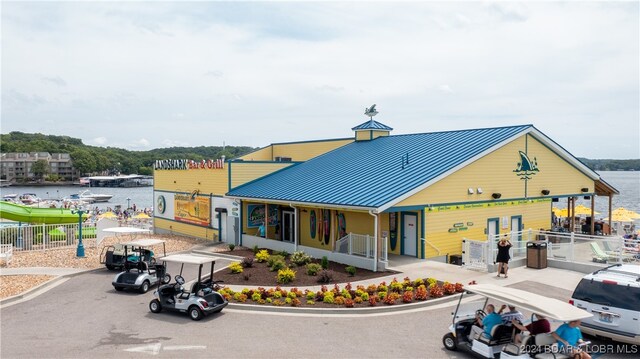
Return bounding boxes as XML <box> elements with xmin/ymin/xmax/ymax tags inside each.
<box><xmin>123</xmin><ymin>238</ymin><xmax>166</xmax><ymax>247</ymax></box>
<box><xmin>103</xmin><ymin>227</ymin><xmax>151</xmax><ymax>234</ymax></box>
<box><xmin>465</xmin><ymin>284</ymin><xmax>592</xmax><ymax>322</ymax></box>
<box><xmin>160</xmin><ymin>254</ymin><xmax>215</xmax><ymax>265</ymax></box>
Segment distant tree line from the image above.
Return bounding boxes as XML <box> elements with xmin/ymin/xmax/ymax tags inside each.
<box><xmin>578</xmin><ymin>158</ymin><xmax>640</xmax><ymax>171</ymax></box>
<box><xmin>0</xmin><ymin>132</ymin><xmax>258</xmax><ymax>176</ymax></box>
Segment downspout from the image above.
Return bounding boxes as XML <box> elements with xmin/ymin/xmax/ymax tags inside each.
<box><xmin>369</xmin><ymin>209</ymin><xmax>378</xmax><ymax>272</ymax></box>
<box><xmin>289</xmin><ymin>203</ymin><xmax>298</xmax><ymax>252</ymax></box>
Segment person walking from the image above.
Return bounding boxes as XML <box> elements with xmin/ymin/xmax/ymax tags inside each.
<box><xmin>496</xmin><ymin>234</ymin><xmax>512</xmax><ymax>278</ymax></box>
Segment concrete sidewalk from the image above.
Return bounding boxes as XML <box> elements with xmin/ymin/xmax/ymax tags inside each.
<box><xmin>0</xmin><ymin>267</ymin><xmax>88</xmax><ymax>276</ymax></box>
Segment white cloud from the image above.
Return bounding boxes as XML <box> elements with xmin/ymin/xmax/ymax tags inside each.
<box><xmin>162</xmin><ymin>139</ymin><xmax>190</xmax><ymax>147</ymax></box>
<box><xmin>90</xmin><ymin>137</ymin><xmax>108</xmax><ymax>145</ymax></box>
<box><xmin>1</xmin><ymin>2</ymin><xmax>637</xmax><ymax>158</ymax></box>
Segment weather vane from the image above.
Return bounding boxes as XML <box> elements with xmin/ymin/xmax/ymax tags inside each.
<box><xmin>364</xmin><ymin>104</ymin><xmax>378</xmax><ymax>120</ymax></box>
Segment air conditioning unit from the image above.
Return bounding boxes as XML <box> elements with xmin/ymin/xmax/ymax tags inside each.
<box><xmin>274</xmin><ymin>157</ymin><xmax>292</xmax><ymax>162</ymax></box>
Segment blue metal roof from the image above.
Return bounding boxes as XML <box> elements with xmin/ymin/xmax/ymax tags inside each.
<box><xmin>351</xmin><ymin>119</ymin><xmax>393</xmax><ymax>131</ymax></box>
<box><xmin>227</xmin><ymin>125</ymin><xmax>533</xmax><ymax>208</ymax></box>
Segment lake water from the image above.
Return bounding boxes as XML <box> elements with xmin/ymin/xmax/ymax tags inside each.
<box><xmin>0</xmin><ymin>186</ymin><xmax>153</xmax><ymax>211</ymax></box>
<box><xmin>1</xmin><ymin>171</ymin><xmax>637</xmax><ymax>216</ymax></box>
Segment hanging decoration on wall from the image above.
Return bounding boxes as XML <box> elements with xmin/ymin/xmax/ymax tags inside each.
<box><xmin>337</xmin><ymin>212</ymin><xmax>347</xmax><ymax>239</ymax></box>
<box><xmin>513</xmin><ymin>151</ymin><xmax>539</xmax><ymax>180</ymax></box>
<box><xmin>310</xmin><ymin>210</ymin><xmax>316</xmax><ymax>239</ymax></box>
<box><xmin>389</xmin><ymin>212</ymin><xmax>398</xmax><ymax>251</ymax></box>
<box><xmin>317</xmin><ymin>209</ymin><xmax>323</xmax><ymax>243</ymax></box>
<box><xmin>323</xmin><ymin>209</ymin><xmax>331</xmax><ymax>245</ymax></box>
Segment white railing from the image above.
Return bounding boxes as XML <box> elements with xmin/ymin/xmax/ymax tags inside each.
<box><xmin>0</xmin><ymin>223</ymin><xmax>98</xmax><ymax>252</ymax></box>
<box><xmin>462</xmin><ymin>238</ymin><xmax>488</xmax><ymax>271</ymax></box>
<box><xmin>335</xmin><ymin>233</ymin><xmax>375</xmax><ymax>258</ymax></box>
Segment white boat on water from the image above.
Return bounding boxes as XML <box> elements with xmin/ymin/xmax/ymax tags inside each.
<box><xmin>0</xmin><ymin>180</ymin><xmax>11</xmax><ymax>188</ymax></box>
<box><xmin>18</xmin><ymin>193</ymin><xmax>41</xmax><ymax>205</ymax></box>
<box><xmin>79</xmin><ymin>190</ymin><xmax>113</xmax><ymax>203</ymax></box>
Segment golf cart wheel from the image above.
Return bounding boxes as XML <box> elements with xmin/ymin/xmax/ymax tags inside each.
<box><xmin>140</xmin><ymin>281</ymin><xmax>150</xmax><ymax>294</ymax></box>
<box><xmin>106</xmin><ymin>264</ymin><xmax>114</xmax><ymax>270</ymax></box>
<box><xmin>189</xmin><ymin>306</ymin><xmax>204</xmax><ymax>321</ymax></box>
<box><xmin>162</xmin><ymin>274</ymin><xmax>171</xmax><ymax>284</ymax></box>
<box><xmin>443</xmin><ymin>333</ymin><xmax>457</xmax><ymax>351</ymax></box>
<box><xmin>114</xmin><ymin>286</ymin><xmax>124</xmax><ymax>292</ymax></box>
<box><xmin>149</xmin><ymin>299</ymin><xmax>162</xmax><ymax>313</ymax></box>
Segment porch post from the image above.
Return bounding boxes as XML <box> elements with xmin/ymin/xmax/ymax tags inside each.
<box><xmin>608</xmin><ymin>196</ymin><xmax>612</xmax><ymax>235</ymax></box>
<box><xmin>294</xmin><ymin>206</ymin><xmax>298</xmax><ymax>252</ymax></box>
<box><xmin>590</xmin><ymin>195</ymin><xmax>595</xmax><ymax>235</ymax></box>
<box><xmin>264</xmin><ymin>203</ymin><xmax>268</xmax><ymax>239</ymax></box>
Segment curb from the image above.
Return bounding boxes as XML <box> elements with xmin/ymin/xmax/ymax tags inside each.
<box><xmin>0</xmin><ymin>267</ymin><xmax>103</xmax><ymax>307</ymax></box>
<box><xmin>226</xmin><ymin>292</ymin><xmax>461</xmax><ymax>314</ymax></box>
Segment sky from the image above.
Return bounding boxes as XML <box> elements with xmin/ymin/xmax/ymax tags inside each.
<box><xmin>1</xmin><ymin>1</ymin><xmax>639</xmax><ymax>159</ymax></box>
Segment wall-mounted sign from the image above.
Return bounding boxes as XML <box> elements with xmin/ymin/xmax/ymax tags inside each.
<box><xmin>513</xmin><ymin>151</ymin><xmax>539</xmax><ymax>180</ymax></box>
<box><xmin>448</xmin><ymin>228</ymin><xmax>458</xmax><ymax>233</ymax></box>
<box><xmin>154</xmin><ymin>158</ymin><xmax>224</xmax><ymax>170</ymax></box>
<box><xmin>174</xmin><ymin>193</ymin><xmax>210</xmax><ymax>226</ymax></box>
<box><xmin>467</xmin><ymin>222</ymin><xmax>474</xmax><ymax>226</ymax></box>
<box><xmin>157</xmin><ymin>195</ymin><xmax>166</xmax><ymax>214</ymax></box>
<box><xmin>426</xmin><ymin>198</ymin><xmax>550</xmax><ymax>213</ymax></box>
<box><xmin>453</xmin><ymin>223</ymin><xmax>464</xmax><ymax>228</ymax></box>
<box><xmin>247</xmin><ymin>204</ymin><xmax>278</xmax><ymax>228</ymax></box>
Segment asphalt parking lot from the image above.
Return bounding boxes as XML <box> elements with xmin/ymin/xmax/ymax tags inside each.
<box><xmin>0</xmin><ymin>260</ymin><xmax>636</xmax><ymax>359</ymax></box>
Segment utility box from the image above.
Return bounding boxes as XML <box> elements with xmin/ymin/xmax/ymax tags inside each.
<box><xmin>527</xmin><ymin>241</ymin><xmax>548</xmax><ymax>269</ymax></box>
<box><xmin>449</xmin><ymin>254</ymin><xmax>462</xmax><ymax>266</ymax></box>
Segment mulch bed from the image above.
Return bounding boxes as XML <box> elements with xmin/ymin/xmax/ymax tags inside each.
<box><xmin>214</xmin><ymin>249</ymin><xmax>397</xmax><ymax>287</ymax></box>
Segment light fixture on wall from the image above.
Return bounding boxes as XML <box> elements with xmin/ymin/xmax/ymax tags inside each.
<box><xmin>468</xmin><ymin>187</ymin><xmax>474</xmax><ymax>194</ymax></box>
<box><xmin>581</xmin><ymin>187</ymin><xmax>589</xmax><ymax>193</ymax></box>
<box><xmin>541</xmin><ymin>189</ymin><xmax>550</xmax><ymax>195</ymax></box>
<box><xmin>492</xmin><ymin>193</ymin><xmax>502</xmax><ymax>199</ymax></box>
<box><xmin>477</xmin><ymin>187</ymin><xmax>483</xmax><ymax>194</ymax></box>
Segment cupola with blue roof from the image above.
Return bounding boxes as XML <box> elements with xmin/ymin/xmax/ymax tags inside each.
<box><xmin>352</xmin><ymin>104</ymin><xmax>393</xmax><ymax>141</ymax></box>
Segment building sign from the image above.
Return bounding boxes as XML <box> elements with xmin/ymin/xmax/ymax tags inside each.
<box><xmin>174</xmin><ymin>191</ymin><xmax>211</xmax><ymax>226</ymax></box>
<box><xmin>157</xmin><ymin>195</ymin><xmax>166</xmax><ymax>214</ymax></box>
<box><xmin>247</xmin><ymin>204</ymin><xmax>278</xmax><ymax>228</ymax></box>
<box><xmin>513</xmin><ymin>151</ymin><xmax>539</xmax><ymax>180</ymax></box>
<box><xmin>154</xmin><ymin>158</ymin><xmax>224</xmax><ymax>170</ymax></box>
<box><xmin>426</xmin><ymin>198</ymin><xmax>550</xmax><ymax>213</ymax></box>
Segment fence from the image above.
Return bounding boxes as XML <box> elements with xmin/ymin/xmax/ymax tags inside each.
<box><xmin>0</xmin><ymin>223</ymin><xmax>98</xmax><ymax>252</ymax></box>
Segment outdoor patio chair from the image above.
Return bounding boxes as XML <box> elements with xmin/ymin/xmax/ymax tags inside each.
<box><xmin>590</xmin><ymin>242</ymin><xmax>617</xmax><ymax>263</ymax></box>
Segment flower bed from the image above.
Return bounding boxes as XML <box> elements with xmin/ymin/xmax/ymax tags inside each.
<box><xmin>217</xmin><ymin>277</ymin><xmax>465</xmax><ymax>308</ymax></box>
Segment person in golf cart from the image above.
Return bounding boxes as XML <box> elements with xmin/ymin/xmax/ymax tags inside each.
<box><xmin>551</xmin><ymin>320</ymin><xmax>591</xmax><ymax>359</ymax></box>
<box><xmin>469</xmin><ymin>304</ymin><xmax>503</xmax><ymax>341</ymax></box>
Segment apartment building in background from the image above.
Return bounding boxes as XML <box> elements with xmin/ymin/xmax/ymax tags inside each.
<box><xmin>0</xmin><ymin>152</ymin><xmax>76</xmax><ymax>182</ymax></box>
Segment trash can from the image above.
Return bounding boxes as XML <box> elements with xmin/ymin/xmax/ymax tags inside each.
<box><xmin>526</xmin><ymin>241</ymin><xmax>547</xmax><ymax>269</ymax></box>
<box><xmin>449</xmin><ymin>254</ymin><xmax>462</xmax><ymax>266</ymax></box>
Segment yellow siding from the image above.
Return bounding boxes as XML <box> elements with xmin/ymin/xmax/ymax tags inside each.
<box><xmin>355</xmin><ymin>131</ymin><xmax>370</xmax><ymax>141</ymax></box>
<box><xmin>239</xmin><ymin>147</ymin><xmax>272</xmax><ymax>161</ymax></box>
<box><xmin>526</xmin><ymin>135</ymin><xmax>593</xmax><ymax>195</ymax></box>
<box><xmin>154</xmin><ymin>218</ymin><xmax>218</xmax><ymax>241</ymax></box>
<box><xmin>371</xmin><ymin>130</ymin><xmax>390</xmax><ymax>139</ymax></box>
<box><xmin>424</xmin><ymin>200</ymin><xmax>551</xmax><ymax>258</ymax></box>
<box><xmin>396</xmin><ymin>133</ymin><xmax>594</xmax><ymax>207</ymax></box>
<box><xmin>272</xmin><ymin>139</ymin><xmax>353</xmax><ymax>161</ymax></box>
<box><xmin>154</xmin><ymin>168</ymin><xmax>228</xmax><ymax>195</ymax></box>
<box><xmin>230</xmin><ymin>162</ymin><xmax>293</xmax><ymax>189</ymax></box>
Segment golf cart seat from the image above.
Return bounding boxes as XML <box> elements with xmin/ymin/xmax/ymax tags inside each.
<box><xmin>502</xmin><ymin>334</ymin><xmax>534</xmax><ymax>356</ymax></box>
<box><xmin>477</xmin><ymin>324</ymin><xmax>513</xmax><ymax>346</ymax></box>
<box><xmin>179</xmin><ymin>279</ymin><xmax>198</xmax><ymax>297</ymax></box>
<box><xmin>533</xmin><ymin>333</ymin><xmax>571</xmax><ymax>359</ymax></box>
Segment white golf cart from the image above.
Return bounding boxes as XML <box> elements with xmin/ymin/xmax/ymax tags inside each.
<box><xmin>442</xmin><ymin>284</ymin><xmax>592</xmax><ymax>359</ymax></box>
<box><xmin>149</xmin><ymin>254</ymin><xmax>228</xmax><ymax>321</ymax></box>
<box><xmin>112</xmin><ymin>239</ymin><xmax>171</xmax><ymax>293</ymax></box>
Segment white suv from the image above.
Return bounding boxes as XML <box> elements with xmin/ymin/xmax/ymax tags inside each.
<box><xmin>570</xmin><ymin>264</ymin><xmax>640</xmax><ymax>345</ymax></box>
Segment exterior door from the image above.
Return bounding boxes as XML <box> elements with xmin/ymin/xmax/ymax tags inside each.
<box><xmin>219</xmin><ymin>213</ymin><xmax>227</xmax><ymax>242</ymax></box>
<box><xmin>511</xmin><ymin>216</ymin><xmax>522</xmax><ymax>256</ymax></box>
<box><xmin>403</xmin><ymin>214</ymin><xmax>417</xmax><ymax>257</ymax></box>
<box><xmin>282</xmin><ymin>211</ymin><xmax>295</xmax><ymax>243</ymax></box>
<box><xmin>487</xmin><ymin>218</ymin><xmax>499</xmax><ymax>241</ymax></box>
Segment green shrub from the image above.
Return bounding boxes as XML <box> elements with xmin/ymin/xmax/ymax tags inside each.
<box><xmin>267</xmin><ymin>254</ymin><xmax>284</xmax><ymax>267</ymax></box>
<box><xmin>253</xmin><ymin>245</ymin><xmax>259</xmax><ymax>254</ymax></box>
<box><xmin>251</xmin><ymin>292</ymin><xmax>262</xmax><ymax>302</ymax></box>
<box><xmin>291</xmin><ymin>251</ymin><xmax>312</xmax><ymax>265</ymax></box>
<box><xmin>270</xmin><ymin>260</ymin><xmax>285</xmax><ymax>272</ymax></box>
<box><xmin>229</xmin><ymin>262</ymin><xmax>243</xmax><ymax>274</ymax></box>
<box><xmin>360</xmin><ymin>292</ymin><xmax>370</xmax><ymax>301</ymax></box>
<box><xmin>345</xmin><ymin>266</ymin><xmax>356</xmax><ymax>276</ymax></box>
<box><xmin>323</xmin><ymin>291</ymin><xmax>335</xmax><ymax>304</ymax></box>
<box><xmin>306</xmin><ymin>291</ymin><xmax>315</xmax><ymax>300</ymax></box>
<box><xmin>228</xmin><ymin>244</ymin><xmax>235</xmax><ymax>251</ymax></box>
<box><xmin>256</xmin><ymin>249</ymin><xmax>270</xmax><ymax>263</ymax></box>
<box><xmin>306</xmin><ymin>263</ymin><xmax>322</xmax><ymax>276</ymax></box>
<box><xmin>278</xmin><ymin>250</ymin><xmax>289</xmax><ymax>258</ymax></box>
<box><xmin>321</xmin><ymin>256</ymin><xmax>329</xmax><ymax>269</ymax></box>
<box><xmin>277</xmin><ymin>267</ymin><xmax>296</xmax><ymax>284</ymax></box>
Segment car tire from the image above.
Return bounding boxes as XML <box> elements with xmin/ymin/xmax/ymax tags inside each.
<box><xmin>149</xmin><ymin>299</ymin><xmax>162</xmax><ymax>313</ymax></box>
<box><xmin>443</xmin><ymin>333</ymin><xmax>457</xmax><ymax>351</ymax></box>
<box><xmin>114</xmin><ymin>286</ymin><xmax>124</xmax><ymax>291</ymax></box>
<box><xmin>162</xmin><ymin>274</ymin><xmax>171</xmax><ymax>284</ymax></box>
<box><xmin>189</xmin><ymin>306</ymin><xmax>204</xmax><ymax>321</ymax></box>
<box><xmin>140</xmin><ymin>281</ymin><xmax>150</xmax><ymax>294</ymax></box>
